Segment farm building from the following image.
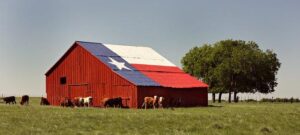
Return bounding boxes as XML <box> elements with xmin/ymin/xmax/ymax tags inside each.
<box><xmin>45</xmin><ymin>41</ymin><xmax>208</xmax><ymax>108</ymax></box>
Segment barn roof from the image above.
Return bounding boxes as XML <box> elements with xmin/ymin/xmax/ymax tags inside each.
<box><xmin>46</xmin><ymin>41</ymin><xmax>208</xmax><ymax>88</ymax></box>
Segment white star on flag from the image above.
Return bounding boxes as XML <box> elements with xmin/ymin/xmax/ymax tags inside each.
<box><xmin>108</xmin><ymin>57</ymin><xmax>131</xmax><ymax>70</ymax></box>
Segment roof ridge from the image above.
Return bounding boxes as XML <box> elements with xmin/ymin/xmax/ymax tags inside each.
<box><xmin>104</xmin><ymin>43</ymin><xmax>149</xmax><ymax>48</ymax></box>
<box><xmin>76</xmin><ymin>41</ymin><xmax>149</xmax><ymax>48</ymax></box>
<box><xmin>76</xmin><ymin>41</ymin><xmax>102</xmax><ymax>44</ymax></box>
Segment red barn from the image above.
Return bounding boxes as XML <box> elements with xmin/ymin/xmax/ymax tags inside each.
<box><xmin>45</xmin><ymin>41</ymin><xmax>208</xmax><ymax>108</ymax></box>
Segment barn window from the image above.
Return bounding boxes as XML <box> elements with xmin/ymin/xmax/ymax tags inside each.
<box><xmin>60</xmin><ymin>77</ymin><xmax>67</xmax><ymax>85</ymax></box>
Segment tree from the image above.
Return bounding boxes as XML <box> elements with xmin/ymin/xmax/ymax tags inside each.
<box><xmin>181</xmin><ymin>45</ymin><xmax>216</xmax><ymax>100</ymax></box>
<box><xmin>181</xmin><ymin>39</ymin><xmax>281</xmax><ymax>103</ymax></box>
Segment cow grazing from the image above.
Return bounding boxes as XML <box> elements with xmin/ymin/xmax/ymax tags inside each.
<box><xmin>1</xmin><ymin>96</ymin><xmax>16</xmax><ymax>104</ymax></box>
<box><xmin>40</xmin><ymin>97</ymin><xmax>50</xmax><ymax>105</ymax></box>
<box><xmin>20</xmin><ymin>95</ymin><xmax>29</xmax><ymax>105</ymax></box>
<box><xmin>142</xmin><ymin>95</ymin><xmax>158</xmax><ymax>109</ymax></box>
<box><xmin>102</xmin><ymin>97</ymin><xmax>123</xmax><ymax>108</ymax></box>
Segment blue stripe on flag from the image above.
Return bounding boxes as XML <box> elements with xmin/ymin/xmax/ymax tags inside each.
<box><xmin>78</xmin><ymin>41</ymin><xmax>160</xmax><ymax>86</ymax></box>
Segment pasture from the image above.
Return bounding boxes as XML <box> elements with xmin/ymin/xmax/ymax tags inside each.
<box><xmin>0</xmin><ymin>97</ymin><xmax>299</xmax><ymax>135</ymax></box>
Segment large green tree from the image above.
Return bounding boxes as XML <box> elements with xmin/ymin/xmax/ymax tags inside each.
<box><xmin>181</xmin><ymin>39</ymin><xmax>281</xmax><ymax>103</ymax></box>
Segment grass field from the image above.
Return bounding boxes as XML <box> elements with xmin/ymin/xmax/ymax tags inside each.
<box><xmin>0</xmin><ymin>97</ymin><xmax>299</xmax><ymax>135</ymax></box>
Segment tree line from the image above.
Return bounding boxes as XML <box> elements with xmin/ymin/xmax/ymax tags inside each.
<box><xmin>181</xmin><ymin>39</ymin><xmax>281</xmax><ymax>103</ymax></box>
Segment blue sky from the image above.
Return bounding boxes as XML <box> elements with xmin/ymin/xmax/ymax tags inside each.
<box><xmin>0</xmin><ymin>0</ymin><xmax>299</xmax><ymax>98</ymax></box>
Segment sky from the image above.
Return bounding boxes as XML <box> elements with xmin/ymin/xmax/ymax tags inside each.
<box><xmin>0</xmin><ymin>0</ymin><xmax>299</xmax><ymax>98</ymax></box>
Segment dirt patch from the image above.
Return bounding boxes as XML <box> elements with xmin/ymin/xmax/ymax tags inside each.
<box><xmin>260</xmin><ymin>127</ymin><xmax>272</xmax><ymax>134</ymax></box>
<box><xmin>212</xmin><ymin>123</ymin><xmax>223</xmax><ymax>129</ymax></box>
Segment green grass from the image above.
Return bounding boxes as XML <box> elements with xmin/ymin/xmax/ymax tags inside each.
<box><xmin>0</xmin><ymin>98</ymin><xmax>299</xmax><ymax>135</ymax></box>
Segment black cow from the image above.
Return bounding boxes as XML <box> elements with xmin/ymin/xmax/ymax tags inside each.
<box><xmin>40</xmin><ymin>97</ymin><xmax>50</xmax><ymax>105</ymax></box>
<box><xmin>20</xmin><ymin>95</ymin><xmax>29</xmax><ymax>105</ymax></box>
<box><xmin>169</xmin><ymin>97</ymin><xmax>182</xmax><ymax>107</ymax></box>
<box><xmin>1</xmin><ymin>96</ymin><xmax>16</xmax><ymax>104</ymax></box>
<box><xmin>102</xmin><ymin>97</ymin><xmax>123</xmax><ymax>108</ymax></box>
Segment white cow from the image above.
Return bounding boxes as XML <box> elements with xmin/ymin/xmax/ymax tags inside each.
<box><xmin>158</xmin><ymin>96</ymin><xmax>164</xmax><ymax>109</ymax></box>
<box><xmin>82</xmin><ymin>96</ymin><xmax>93</xmax><ymax>107</ymax></box>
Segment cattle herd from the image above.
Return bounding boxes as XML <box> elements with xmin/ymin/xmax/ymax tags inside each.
<box><xmin>60</xmin><ymin>96</ymin><xmax>93</xmax><ymax>108</ymax></box>
<box><xmin>142</xmin><ymin>95</ymin><xmax>165</xmax><ymax>109</ymax></box>
<box><xmin>57</xmin><ymin>95</ymin><xmax>167</xmax><ymax>109</ymax></box>
<box><xmin>59</xmin><ymin>96</ymin><xmax>128</xmax><ymax>108</ymax></box>
<box><xmin>0</xmin><ymin>95</ymin><xmax>50</xmax><ymax>106</ymax></box>
<box><xmin>0</xmin><ymin>95</ymin><xmax>176</xmax><ymax>109</ymax></box>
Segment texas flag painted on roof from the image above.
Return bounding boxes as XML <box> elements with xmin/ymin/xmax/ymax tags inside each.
<box><xmin>77</xmin><ymin>41</ymin><xmax>208</xmax><ymax>88</ymax></box>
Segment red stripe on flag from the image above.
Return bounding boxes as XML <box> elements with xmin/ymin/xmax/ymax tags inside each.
<box><xmin>132</xmin><ymin>64</ymin><xmax>208</xmax><ymax>88</ymax></box>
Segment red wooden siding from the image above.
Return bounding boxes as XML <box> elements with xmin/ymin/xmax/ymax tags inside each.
<box><xmin>46</xmin><ymin>43</ymin><xmax>138</xmax><ymax>107</ymax></box>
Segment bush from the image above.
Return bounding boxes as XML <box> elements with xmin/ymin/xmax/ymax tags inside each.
<box><xmin>244</xmin><ymin>99</ymin><xmax>258</xmax><ymax>102</ymax></box>
<box><xmin>260</xmin><ymin>98</ymin><xmax>300</xmax><ymax>103</ymax></box>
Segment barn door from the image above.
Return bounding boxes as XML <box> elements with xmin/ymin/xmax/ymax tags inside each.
<box><xmin>68</xmin><ymin>84</ymin><xmax>90</xmax><ymax>99</ymax></box>
<box><xmin>112</xmin><ymin>85</ymin><xmax>132</xmax><ymax>107</ymax></box>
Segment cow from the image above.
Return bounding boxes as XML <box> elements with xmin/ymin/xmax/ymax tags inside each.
<box><xmin>1</xmin><ymin>96</ymin><xmax>16</xmax><ymax>104</ymax></box>
<box><xmin>40</xmin><ymin>97</ymin><xmax>50</xmax><ymax>105</ymax></box>
<box><xmin>141</xmin><ymin>95</ymin><xmax>158</xmax><ymax>109</ymax></box>
<box><xmin>83</xmin><ymin>96</ymin><xmax>93</xmax><ymax>107</ymax></box>
<box><xmin>169</xmin><ymin>97</ymin><xmax>182</xmax><ymax>108</ymax></box>
<box><xmin>102</xmin><ymin>97</ymin><xmax>123</xmax><ymax>108</ymax></box>
<box><xmin>60</xmin><ymin>97</ymin><xmax>74</xmax><ymax>107</ymax></box>
<box><xmin>20</xmin><ymin>95</ymin><xmax>29</xmax><ymax>105</ymax></box>
<box><xmin>158</xmin><ymin>96</ymin><xmax>164</xmax><ymax>109</ymax></box>
<box><xmin>73</xmin><ymin>97</ymin><xmax>84</xmax><ymax>107</ymax></box>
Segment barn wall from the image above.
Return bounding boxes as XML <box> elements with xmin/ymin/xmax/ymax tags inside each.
<box><xmin>46</xmin><ymin>44</ymin><xmax>138</xmax><ymax>107</ymax></box>
<box><xmin>137</xmin><ymin>86</ymin><xmax>208</xmax><ymax>108</ymax></box>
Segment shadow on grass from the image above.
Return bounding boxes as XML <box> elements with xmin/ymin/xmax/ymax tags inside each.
<box><xmin>207</xmin><ymin>105</ymin><xmax>223</xmax><ymax>108</ymax></box>
<box><xmin>165</xmin><ymin>105</ymin><xmax>224</xmax><ymax>109</ymax></box>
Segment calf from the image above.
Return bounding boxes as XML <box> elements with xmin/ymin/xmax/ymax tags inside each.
<box><xmin>40</xmin><ymin>97</ymin><xmax>50</xmax><ymax>105</ymax></box>
<box><xmin>20</xmin><ymin>95</ymin><xmax>29</xmax><ymax>105</ymax></box>
<box><xmin>1</xmin><ymin>96</ymin><xmax>16</xmax><ymax>104</ymax></box>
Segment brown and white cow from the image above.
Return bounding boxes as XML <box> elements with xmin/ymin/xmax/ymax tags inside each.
<box><xmin>60</xmin><ymin>97</ymin><xmax>74</xmax><ymax>107</ymax></box>
<box><xmin>142</xmin><ymin>95</ymin><xmax>158</xmax><ymax>109</ymax></box>
<box><xmin>73</xmin><ymin>97</ymin><xmax>84</xmax><ymax>107</ymax></box>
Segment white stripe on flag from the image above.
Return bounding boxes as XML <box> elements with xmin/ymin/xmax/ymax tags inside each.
<box><xmin>104</xmin><ymin>44</ymin><xmax>175</xmax><ymax>66</ymax></box>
